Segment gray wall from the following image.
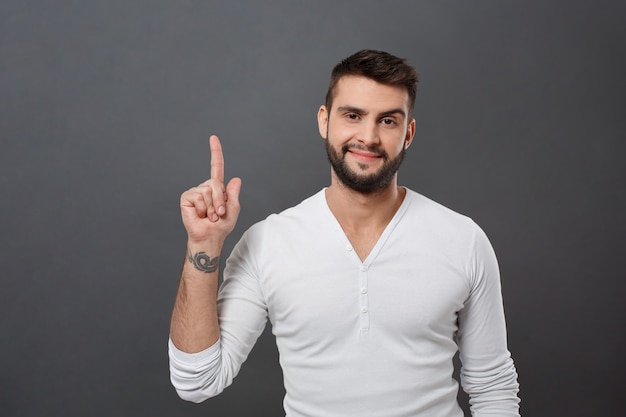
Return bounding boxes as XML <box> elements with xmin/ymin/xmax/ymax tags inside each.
<box><xmin>1</xmin><ymin>1</ymin><xmax>624</xmax><ymax>416</ymax></box>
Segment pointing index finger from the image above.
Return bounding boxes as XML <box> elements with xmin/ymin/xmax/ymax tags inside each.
<box><xmin>209</xmin><ymin>135</ymin><xmax>225</xmax><ymax>184</ymax></box>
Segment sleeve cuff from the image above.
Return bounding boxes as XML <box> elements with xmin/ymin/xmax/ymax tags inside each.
<box><xmin>168</xmin><ymin>337</ymin><xmax>221</xmax><ymax>364</ymax></box>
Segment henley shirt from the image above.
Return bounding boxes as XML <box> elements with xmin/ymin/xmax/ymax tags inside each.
<box><xmin>169</xmin><ymin>188</ymin><xmax>520</xmax><ymax>416</ymax></box>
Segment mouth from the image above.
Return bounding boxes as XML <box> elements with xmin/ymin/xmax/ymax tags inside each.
<box><xmin>348</xmin><ymin>150</ymin><xmax>380</xmax><ymax>162</ymax></box>
<box><xmin>343</xmin><ymin>145</ymin><xmax>384</xmax><ymax>163</ymax></box>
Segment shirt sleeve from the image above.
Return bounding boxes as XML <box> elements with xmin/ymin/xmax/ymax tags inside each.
<box><xmin>457</xmin><ymin>224</ymin><xmax>521</xmax><ymax>416</ymax></box>
<box><xmin>169</xmin><ymin>228</ymin><xmax>269</xmax><ymax>402</ymax></box>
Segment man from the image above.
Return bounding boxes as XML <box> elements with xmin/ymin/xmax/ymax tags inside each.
<box><xmin>169</xmin><ymin>49</ymin><xmax>520</xmax><ymax>416</ymax></box>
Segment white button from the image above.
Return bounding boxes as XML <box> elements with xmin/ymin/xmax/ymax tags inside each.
<box><xmin>360</xmin><ymin>265</ymin><xmax>367</xmax><ymax>272</ymax></box>
<box><xmin>361</xmin><ymin>307</ymin><xmax>368</xmax><ymax>313</ymax></box>
<box><xmin>346</xmin><ymin>244</ymin><xmax>353</xmax><ymax>251</ymax></box>
<box><xmin>361</xmin><ymin>288</ymin><xmax>367</xmax><ymax>294</ymax></box>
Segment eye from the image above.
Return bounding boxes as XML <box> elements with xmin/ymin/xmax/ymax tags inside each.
<box><xmin>380</xmin><ymin>117</ymin><xmax>396</xmax><ymax>125</ymax></box>
<box><xmin>345</xmin><ymin>113</ymin><xmax>360</xmax><ymax>120</ymax></box>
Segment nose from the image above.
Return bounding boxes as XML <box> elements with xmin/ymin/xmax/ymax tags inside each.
<box><xmin>356</xmin><ymin>120</ymin><xmax>380</xmax><ymax>147</ymax></box>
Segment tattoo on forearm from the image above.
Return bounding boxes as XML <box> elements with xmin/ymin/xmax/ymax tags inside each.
<box><xmin>187</xmin><ymin>250</ymin><xmax>219</xmax><ymax>273</ymax></box>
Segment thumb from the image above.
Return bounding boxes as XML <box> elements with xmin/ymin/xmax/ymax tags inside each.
<box><xmin>225</xmin><ymin>177</ymin><xmax>242</xmax><ymax>209</ymax></box>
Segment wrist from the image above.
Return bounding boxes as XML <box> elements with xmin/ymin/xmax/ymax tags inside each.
<box><xmin>186</xmin><ymin>237</ymin><xmax>224</xmax><ymax>251</ymax></box>
<box><xmin>185</xmin><ymin>241</ymin><xmax>223</xmax><ymax>275</ymax></box>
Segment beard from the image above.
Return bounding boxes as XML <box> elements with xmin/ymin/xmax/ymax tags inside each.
<box><xmin>325</xmin><ymin>138</ymin><xmax>406</xmax><ymax>194</ymax></box>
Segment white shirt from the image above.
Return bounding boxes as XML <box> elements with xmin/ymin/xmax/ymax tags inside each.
<box><xmin>169</xmin><ymin>189</ymin><xmax>520</xmax><ymax>416</ymax></box>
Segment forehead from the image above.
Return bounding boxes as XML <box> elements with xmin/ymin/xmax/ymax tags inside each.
<box><xmin>332</xmin><ymin>75</ymin><xmax>410</xmax><ymax>112</ymax></box>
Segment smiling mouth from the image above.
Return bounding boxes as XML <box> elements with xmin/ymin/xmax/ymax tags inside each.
<box><xmin>346</xmin><ymin>148</ymin><xmax>382</xmax><ymax>163</ymax></box>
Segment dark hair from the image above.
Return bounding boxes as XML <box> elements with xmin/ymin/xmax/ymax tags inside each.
<box><xmin>324</xmin><ymin>49</ymin><xmax>419</xmax><ymax>113</ymax></box>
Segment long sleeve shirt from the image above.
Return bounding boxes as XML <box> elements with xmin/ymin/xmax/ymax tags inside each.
<box><xmin>169</xmin><ymin>188</ymin><xmax>520</xmax><ymax>416</ymax></box>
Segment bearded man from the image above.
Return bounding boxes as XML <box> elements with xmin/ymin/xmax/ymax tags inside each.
<box><xmin>169</xmin><ymin>49</ymin><xmax>521</xmax><ymax>417</ymax></box>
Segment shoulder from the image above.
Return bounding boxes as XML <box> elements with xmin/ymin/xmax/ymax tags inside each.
<box><xmin>403</xmin><ymin>188</ymin><xmax>478</xmax><ymax>232</ymax></box>
<box><xmin>273</xmin><ymin>189</ymin><xmax>326</xmax><ymax>220</ymax></box>
<box><xmin>400</xmin><ymin>189</ymin><xmax>492</xmax><ymax>258</ymax></box>
<box><xmin>402</xmin><ymin>189</ymin><xmax>497</xmax><ymax>273</ymax></box>
<box><xmin>243</xmin><ymin>189</ymin><xmax>328</xmax><ymax>239</ymax></box>
<box><xmin>230</xmin><ymin>190</ymin><xmax>330</xmax><ymax>266</ymax></box>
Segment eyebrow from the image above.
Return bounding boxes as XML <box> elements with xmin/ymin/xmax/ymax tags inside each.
<box><xmin>336</xmin><ymin>105</ymin><xmax>406</xmax><ymax>119</ymax></box>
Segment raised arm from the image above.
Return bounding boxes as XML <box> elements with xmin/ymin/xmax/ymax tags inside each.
<box><xmin>170</xmin><ymin>135</ymin><xmax>242</xmax><ymax>353</ymax></box>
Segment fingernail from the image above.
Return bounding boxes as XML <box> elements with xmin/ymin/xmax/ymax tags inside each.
<box><xmin>217</xmin><ymin>206</ymin><xmax>225</xmax><ymax>215</ymax></box>
<box><xmin>210</xmin><ymin>213</ymin><xmax>219</xmax><ymax>221</ymax></box>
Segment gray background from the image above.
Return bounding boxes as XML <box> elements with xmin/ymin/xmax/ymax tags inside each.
<box><xmin>1</xmin><ymin>1</ymin><xmax>624</xmax><ymax>416</ymax></box>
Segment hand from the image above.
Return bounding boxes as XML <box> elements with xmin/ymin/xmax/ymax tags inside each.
<box><xmin>180</xmin><ymin>135</ymin><xmax>242</xmax><ymax>245</ymax></box>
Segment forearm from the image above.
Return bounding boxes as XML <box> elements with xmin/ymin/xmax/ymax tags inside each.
<box><xmin>170</xmin><ymin>241</ymin><xmax>223</xmax><ymax>353</ymax></box>
<box><xmin>462</xmin><ymin>355</ymin><xmax>520</xmax><ymax>416</ymax></box>
<box><xmin>169</xmin><ymin>229</ymin><xmax>269</xmax><ymax>402</ymax></box>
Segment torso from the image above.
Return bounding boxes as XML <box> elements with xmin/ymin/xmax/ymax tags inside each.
<box><xmin>245</xmin><ymin>188</ymin><xmax>474</xmax><ymax>416</ymax></box>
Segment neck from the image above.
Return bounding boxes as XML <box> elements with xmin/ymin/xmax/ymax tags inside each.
<box><xmin>325</xmin><ymin>173</ymin><xmax>405</xmax><ymax>232</ymax></box>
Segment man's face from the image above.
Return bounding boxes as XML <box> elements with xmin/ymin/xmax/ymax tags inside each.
<box><xmin>317</xmin><ymin>75</ymin><xmax>415</xmax><ymax>194</ymax></box>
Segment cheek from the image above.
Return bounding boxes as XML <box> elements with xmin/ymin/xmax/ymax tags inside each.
<box><xmin>384</xmin><ymin>134</ymin><xmax>408</xmax><ymax>155</ymax></box>
<box><xmin>328</xmin><ymin>123</ymin><xmax>357</xmax><ymax>143</ymax></box>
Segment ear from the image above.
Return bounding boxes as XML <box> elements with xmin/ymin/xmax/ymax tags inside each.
<box><xmin>404</xmin><ymin>118</ymin><xmax>416</xmax><ymax>149</ymax></box>
<box><xmin>317</xmin><ymin>105</ymin><xmax>329</xmax><ymax>139</ymax></box>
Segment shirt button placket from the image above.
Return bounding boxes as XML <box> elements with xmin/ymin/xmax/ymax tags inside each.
<box><xmin>359</xmin><ymin>264</ymin><xmax>369</xmax><ymax>332</ymax></box>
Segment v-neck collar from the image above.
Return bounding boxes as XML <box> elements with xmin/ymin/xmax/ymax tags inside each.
<box><xmin>319</xmin><ymin>188</ymin><xmax>413</xmax><ymax>266</ymax></box>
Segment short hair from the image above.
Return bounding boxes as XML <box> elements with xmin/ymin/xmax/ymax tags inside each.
<box><xmin>324</xmin><ymin>49</ymin><xmax>419</xmax><ymax>113</ymax></box>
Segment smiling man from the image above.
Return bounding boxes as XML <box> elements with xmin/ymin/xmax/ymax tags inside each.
<box><xmin>169</xmin><ymin>49</ymin><xmax>521</xmax><ymax>416</ymax></box>
<box><xmin>321</xmin><ymin>75</ymin><xmax>412</xmax><ymax>196</ymax></box>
